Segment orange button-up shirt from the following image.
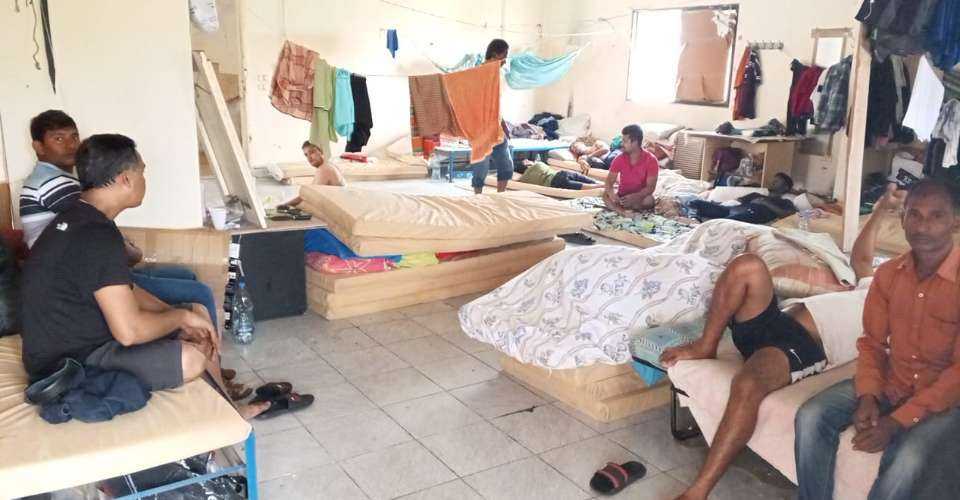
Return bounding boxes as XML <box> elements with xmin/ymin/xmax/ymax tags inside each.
<box><xmin>856</xmin><ymin>246</ymin><xmax>960</xmax><ymax>428</ymax></box>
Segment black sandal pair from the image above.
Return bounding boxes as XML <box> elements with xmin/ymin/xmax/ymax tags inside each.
<box><xmin>250</xmin><ymin>382</ymin><xmax>314</xmax><ymax>420</ymax></box>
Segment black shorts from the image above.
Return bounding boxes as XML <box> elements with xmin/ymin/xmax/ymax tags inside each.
<box><xmin>730</xmin><ymin>298</ymin><xmax>826</xmax><ymax>383</ymax></box>
<box><xmin>551</xmin><ymin>170</ymin><xmax>598</xmax><ymax>190</ymax></box>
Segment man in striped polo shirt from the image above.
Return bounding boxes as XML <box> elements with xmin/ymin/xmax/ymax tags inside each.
<box><xmin>19</xmin><ymin>110</ymin><xmax>82</xmax><ymax>248</ymax></box>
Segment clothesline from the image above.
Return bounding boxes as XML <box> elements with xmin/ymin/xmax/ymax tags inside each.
<box><xmin>378</xmin><ymin>0</ymin><xmax>626</xmax><ymax>38</ymax></box>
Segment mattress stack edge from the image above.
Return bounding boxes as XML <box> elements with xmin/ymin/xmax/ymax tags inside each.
<box><xmin>306</xmin><ymin>238</ymin><xmax>565</xmax><ymax>319</ymax></box>
<box><xmin>499</xmin><ymin>354</ymin><xmax>670</xmax><ymax>422</ymax></box>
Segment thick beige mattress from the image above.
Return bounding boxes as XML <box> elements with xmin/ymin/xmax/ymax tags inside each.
<box><xmin>0</xmin><ymin>335</ymin><xmax>250</xmax><ymax>498</ymax></box>
<box><xmin>500</xmin><ymin>355</ymin><xmax>670</xmax><ymax>422</ymax></box>
<box><xmin>279</xmin><ymin>158</ymin><xmax>428</xmax><ymax>184</ymax></box>
<box><xmin>485</xmin><ymin>173</ymin><xmax>605</xmax><ymax>199</ymax></box>
<box><xmin>299</xmin><ymin>186</ymin><xmax>592</xmax><ymax>256</ymax></box>
<box><xmin>307</xmin><ymin>238</ymin><xmax>565</xmax><ymax>319</ymax></box>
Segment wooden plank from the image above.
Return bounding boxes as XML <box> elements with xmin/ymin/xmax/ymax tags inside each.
<box><xmin>192</xmin><ymin>51</ymin><xmax>267</xmax><ymax>228</ymax></box>
<box><xmin>0</xmin><ymin>183</ymin><xmax>12</xmax><ymax>231</ymax></box>
<box><xmin>196</xmin><ymin>110</ymin><xmax>229</xmax><ymax>196</ymax></box>
<box><xmin>841</xmin><ymin>25</ymin><xmax>872</xmax><ymax>251</ymax></box>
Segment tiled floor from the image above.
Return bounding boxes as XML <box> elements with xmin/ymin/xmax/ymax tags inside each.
<box><xmin>225</xmin><ymin>296</ymin><xmax>796</xmax><ymax>499</ymax></box>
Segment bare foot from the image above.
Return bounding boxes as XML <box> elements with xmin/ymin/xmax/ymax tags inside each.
<box><xmin>660</xmin><ymin>339</ymin><xmax>718</xmax><ymax>368</ymax></box>
<box><xmin>237</xmin><ymin>401</ymin><xmax>270</xmax><ymax>420</ymax></box>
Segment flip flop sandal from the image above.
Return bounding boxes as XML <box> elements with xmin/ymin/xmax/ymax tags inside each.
<box><xmin>559</xmin><ymin>232</ymin><xmax>596</xmax><ymax>246</ymax></box>
<box><xmin>221</xmin><ymin>368</ymin><xmax>237</xmax><ymax>381</ymax></box>
<box><xmin>255</xmin><ymin>393</ymin><xmax>315</xmax><ymax>420</ymax></box>
<box><xmin>249</xmin><ymin>382</ymin><xmax>293</xmax><ymax>404</ymax></box>
<box><xmin>590</xmin><ymin>461</ymin><xmax>646</xmax><ymax>495</ymax></box>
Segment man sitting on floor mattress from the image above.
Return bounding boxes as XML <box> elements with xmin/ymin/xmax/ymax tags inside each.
<box><xmin>514</xmin><ymin>159</ymin><xmax>599</xmax><ymax>190</ymax></box>
<box><xmin>655</xmin><ymin>181</ymin><xmax>960</xmax><ymax>500</ymax></box>
<box><xmin>603</xmin><ymin>124</ymin><xmax>659</xmax><ymax>214</ymax></box>
<box><xmin>20</xmin><ymin>134</ymin><xmax>269</xmax><ymax>420</ymax></box>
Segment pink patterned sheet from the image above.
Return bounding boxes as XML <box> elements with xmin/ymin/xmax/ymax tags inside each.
<box><xmin>306</xmin><ymin>252</ymin><xmax>397</xmax><ymax>275</ymax></box>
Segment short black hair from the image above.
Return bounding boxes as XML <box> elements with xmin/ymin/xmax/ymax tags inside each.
<box><xmin>30</xmin><ymin>110</ymin><xmax>76</xmax><ymax>142</ymax></box>
<box><xmin>621</xmin><ymin>124</ymin><xmax>644</xmax><ymax>145</ymax></box>
<box><xmin>906</xmin><ymin>178</ymin><xmax>959</xmax><ymax>213</ymax></box>
<box><xmin>302</xmin><ymin>140</ymin><xmax>316</xmax><ymax>149</ymax></box>
<box><xmin>773</xmin><ymin>173</ymin><xmax>794</xmax><ymax>191</ymax></box>
<box><xmin>75</xmin><ymin>134</ymin><xmax>141</xmax><ymax>190</ymax></box>
<box><xmin>485</xmin><ymin>39</ymin><xmax>509</xmax><ymax>61</ymax></box>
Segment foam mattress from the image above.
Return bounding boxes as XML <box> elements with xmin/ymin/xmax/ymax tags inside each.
<box><xmin>500</xmin><ymin>355</ymin><xmax>670</xmax><ymax>422</ymax></box>
<box><xmin>486</xmin><ymin>173</ymin><xmax>605</xmax><ymax>199</ymax></box>
<box><xmin>307</xmin><ymin>238</ymin><xmax>565</xmax><ymax>319</ymax></box>
<box><xmin>299</xmin><ymin>186</ymin><xmax>592</xmax><ymax>256</ymax></box>
<box><xmin>0</xmin><ymin>335</ymin><xmax>250</xmax><ymax>497</ymax></box>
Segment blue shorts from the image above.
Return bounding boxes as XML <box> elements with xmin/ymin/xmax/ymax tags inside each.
<box><xmin>470</xmin><ymin>139</ymin><xmax>513</xmax><ymax>189</ymax></box>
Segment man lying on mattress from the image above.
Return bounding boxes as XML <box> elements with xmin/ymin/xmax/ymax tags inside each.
<box><xmin>603</xmin><ymin>124</ymin><xmax>659</xmax><ymax>214</ymax></box>
<box><xmin>570</xmin><ymin>138</ymin><xmax>621</xmax><ymax>171</ymax></box>
<box><xmin>657</xmin><ymin>181</ymin><xmax>960</xmax><ymax>500</ymax></box>
<box><xmin>514</xmin><ymin>159</ymin><xmax>599</xmax><ymax>190</ymax></box>
<box><xmin>283</xmin><ymin>139</ymin><xmax>346</xmax><ymax>208</ymax></box>
<box><xmin>21</xmin><ymin>134</ymin><xmax>270</xmax><ymax>420</ymax></box>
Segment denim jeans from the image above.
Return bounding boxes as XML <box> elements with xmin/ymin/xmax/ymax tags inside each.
<box><xmin>470</xmin><ymin>138</ymin><xmax>513</xmax><ymax>189</ymax></box>
<box><xmin>795</xmin><ymin>378</ymin><xmax>960</xmax><ymax>500</ymax></box>
<box><xmin>130</xmin><ymin>265</ymin><xmax>218</xmax><ymax>327</ymax></box>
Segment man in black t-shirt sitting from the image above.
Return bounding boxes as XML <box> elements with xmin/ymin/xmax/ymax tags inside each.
<box><xmin>21</xmin><ymin>134</ymin><xmax>266</xmax><ymax>418</ymax></box>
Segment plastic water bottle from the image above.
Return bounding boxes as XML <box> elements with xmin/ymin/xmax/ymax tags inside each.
<box><xmin>232</xmin><ymin>281</ymin><xmax>255</xmax><ymax>345</ymax></box>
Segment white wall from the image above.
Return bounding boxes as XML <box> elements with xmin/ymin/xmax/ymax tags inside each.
<box><xmin>240</xmin><ymin>0</ymin><xmax>553</xmax><ymax>167</ymax></box>
<box><xmin>539</xmin><ymin>0</ymin><xmax>862</xmax><ymax>195</ymax></box>
<box><xmin>0</xmin><ymin>1</ymin><xmax>201</xmax><ymax>228</ymax></box>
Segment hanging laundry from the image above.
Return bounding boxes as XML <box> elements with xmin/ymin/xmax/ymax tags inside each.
<box><xmin>346</xmin><ymin>74</ymin><xmax>373</xmax><ymax>152</ymax></box>
<box><xmin>309</xmin><ymin>58</ymin><xmax>336</xmax><ymax>159</ymax></box>
<box><xmin>924</xmin><ymin>139</ymin><xmax>947</xmax><ymax>175</ymax></box>
<box><xmin>903</xmin><ymin>56</ymin><xmax>946</xmax><ymax>140</ymax></box>
<box><xmin>333</xmin><ymin>68</ymin><xmax>355</xmax><ymax>138</ymax></box>
<box><xmin>945</xmin><ymin>70</ymin><xmax>960</xmax><ymax>102</ymax></box>
<box><xmin>503</xmin><ymin>49</ymin><xmax>584</xmax><ymax>90</ymax></box>
<box><xmin>788</xmin><ymin>64</ymin><xmax>825</xmax><ymax>134</ymax></box>
<box><xmin>386</xmin><ymin>29</ymin><xmax>399</xmax><ymax>59</ymax></box>
<box><xmin>855</xmin><ymin>0</ymin><xmax>941</xmax><ymax>60</ymax></box>
<box><xmin>429</xmin><ymin>49</ymin><xmax>584</xmax><ymax>90</ymax></box>
<box><xmin>441</xmin><ymin>62</ymin><xmax>504</xmax><ymax>163</ymax></box>
<box><xmin>926</xmin><ymin>0</ymin><xmax>960</xmax><ymax>71</ymax></box>
<box><xmin>409</xmin><ymin>74</ymin><xmax>462</xmax><ymax>138</ymax></box>
<box><xmin>270</xmin><ymin>41</ymin><xmax>317</xmax><ymax>121</ymax></box>
<box><xmin>866</xmin><ymin>56</ymin><xmax>913</xmax><ymax>146</ymax></box>
<box><xmin>786</xmin><ymin>60</ymin><xmax>808</xmax><ymax>135</ymax></box>
<box><xmin>933</xmin><ymin>99</ymin><xmax>960</xmax><ymax>169</ymax></box>
<box><xmin>732</xmin><ymin>47</ymin><xmax>761</xmax><ymax>120</ymax></box>
<box><xmin>815</xmin><ymin>56</ymin><xmax>853</xmax><ymax>133</ymax></box>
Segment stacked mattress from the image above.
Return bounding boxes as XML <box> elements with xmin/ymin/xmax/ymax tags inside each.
<box><xmin>500</xmin><ymin>355</ymin><xmax>670</xmax><ymax>422</ymax></box>
<box><xmin>299</xmin><ymin>186</ymin><xmax>591</xmax><ymax>318</ymax></box>
<box><xmin>278</xmin><ymin>157</ymin><xmax>428</xmax><ymax>185</ymax></box>
<box><xmin>308</xmin><ymin>238</ymin><xmax>565</xmax><ymax>319</ymax></box>
<box><xmin>299</xmin><ymin>186</ymin><xmax>592</xmax><ymax>256</ymax></box>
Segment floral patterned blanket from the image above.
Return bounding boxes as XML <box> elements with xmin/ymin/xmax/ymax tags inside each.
<box><xmin>458</xmin><ymin>220</ymin><xmax>767</xmax><ymax>369</ymax></box>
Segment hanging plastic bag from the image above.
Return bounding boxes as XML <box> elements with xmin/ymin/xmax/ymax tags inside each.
<box><xmin>189</xmin><ymin>0</ymin><xmax>220</xmax><ymax>33</ymax></box>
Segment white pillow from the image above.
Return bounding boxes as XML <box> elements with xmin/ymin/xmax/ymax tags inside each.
<box><xmin>706</xmin><ymin>186</ymin><xmax>769</xmax><ymax>203</ymax></box>
<box><xmin>641</xmin><ymin>123</ymin><xmax>684</xmax><ymax>141</ymax></box>
<box><xmin>557</xmin><ymin>114</ymin><xmax>591</xmax><ymax>137</ymax></box>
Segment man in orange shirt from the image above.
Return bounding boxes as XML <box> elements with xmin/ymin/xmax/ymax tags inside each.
<box><xmin>795</xmin><ymin>180</ymin><xmax>960</xmax><ymax>500</ymax></box>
